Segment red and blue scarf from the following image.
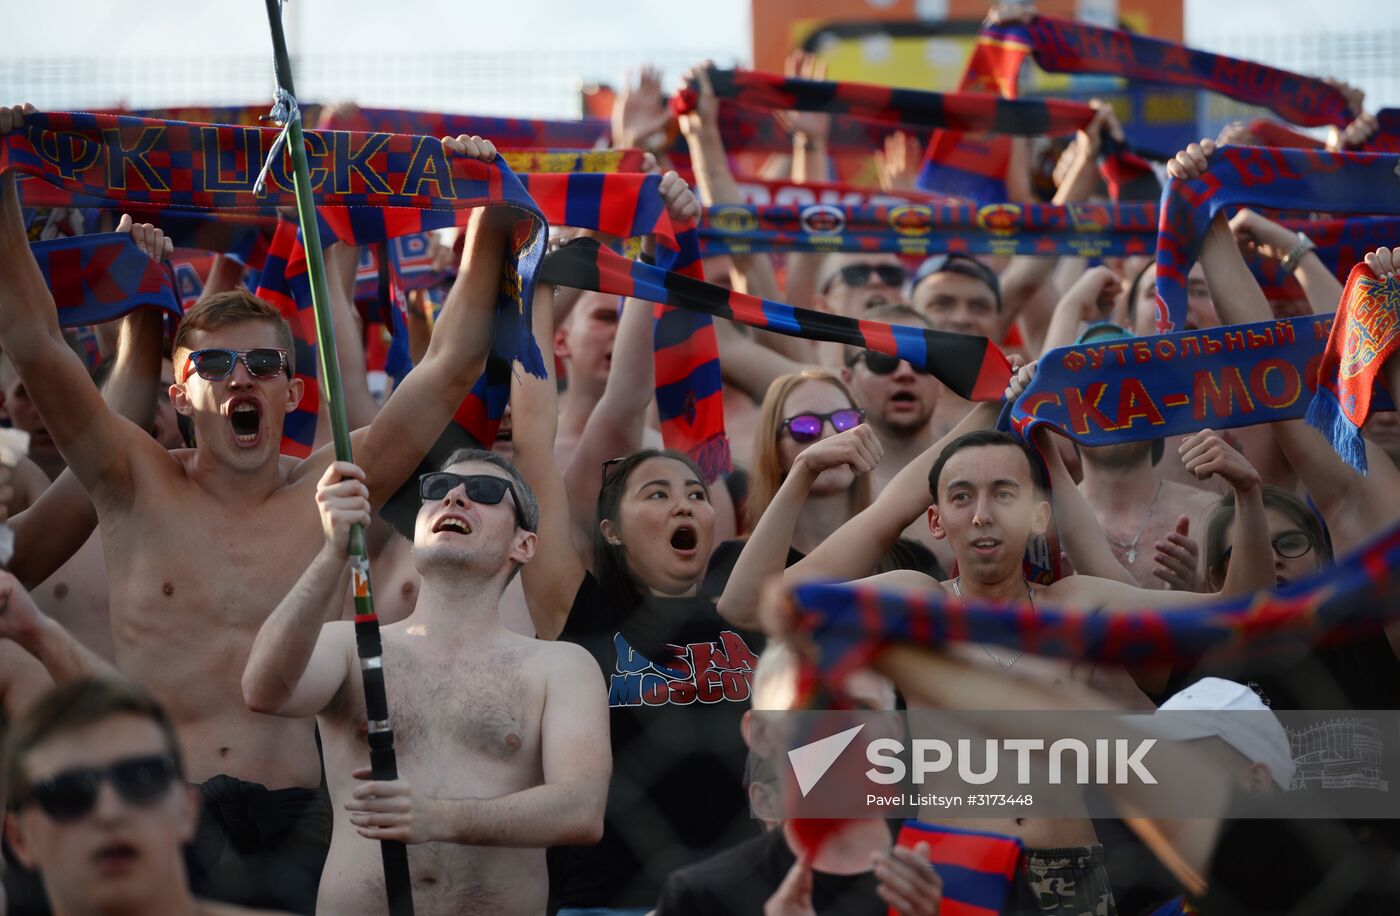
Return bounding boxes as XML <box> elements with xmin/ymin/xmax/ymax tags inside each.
<box><xmin>699</xmin><ymin>200</ymin><xmax>1157</xmax><ymax>258</ymax></box>
<box><xmin>2</xmin><ymin>112</ymin><xmax>558</xmax><ymax>457</ymax></box>
<box><xmin>895</xmin><ymin>821</ymin><xmax>1023</xmax><ymax>916</ymax></box>
<box><xmin>673</xmin><ymin>69</ymin><xmax>1100</xmax><ymax>136</ymax></box>
<box><xmin>1008</xmin><ymin>315</ymin><xmax>1393</xmax><ymax>448</ymax></box>
<box><xmin>540</xmin><ymin>236</ymin><xmax>1011</xmax><ymax>402</ymax></box>
<box><xmin>791</xmin><ymin>512</ymin><xmax>1400</xmax><ymax>694</ymax></box>
<box><xmin>1306</xmin><ymin>263</ymin><xmax>1400</xmax><ymax>473</ymax></box>
<box><xmin>1155</xmin><ymin>145</ymin><xmax>1400</xmax><ymax>333</ymax></box>
<box><xmin>30</xmin><ymin>230</ymin><xmax>182</xmax><ymax>327</ymax></box>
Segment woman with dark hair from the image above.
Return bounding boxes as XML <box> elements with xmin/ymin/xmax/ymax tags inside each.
<box><xmin>509</xmin><ymin>232</ymin><xmax>767</xmax><ymax>911</ymax></box>
<box><xmin>1200</xmin><ymin>485</ymin><xmax>1330</xmax><ymax>592</ymax></box>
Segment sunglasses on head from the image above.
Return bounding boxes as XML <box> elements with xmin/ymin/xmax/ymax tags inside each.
<box><xmin>846</xmin><ymin>350</ymin><xmax>930</xmax><ymax>376</ymax></box>
<box><xmin>824</xmin><ymin>264</ymin><xmax>906</xmax><ymax>293</ymax></box>
<box><xmin>781</xmin><ymin>408</ymin><xmax>865</xmax><ymax>444</ymax></box>
<box><xmin>1223</xmin><ymin>529</ymin><xmax>1314</xmax><ymax>563</ymax></box>
<box><xmin>13</xmin><ymin>754</ymin><xmax>178</xmax><ymax>823</ymax></box>
<box><xmin>912</xmin><ymin>254</ymin><xmax>1001</xmax><ymax>298</ymax></box>
<box><xmin>419</xmin><ymin>472</ymin><xmax>527</xmax><ymax>530</ymax></box>
<box><xmin>182</xmin><ymin>348</ymin><xmax>289</xmax><ymax>383</ymax></box>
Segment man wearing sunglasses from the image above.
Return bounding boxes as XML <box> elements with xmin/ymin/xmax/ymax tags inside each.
<box><xmin>812</xmin><ymin>253</ymin><xmax>907</xmax><ymax>318</ymax></box>
<box><xmin>242</xmin><ymin>449</ymin><xmax>609</xmax><ymax>915</ymax></box>
<box><xmin>0</xmin><ymin>106</ymin><xmax>515</xmax><ymax>912</ymax></box>
<box><xmin>4</xmin><ymin>677</ymin><xmax>279</xmax><ymax>916</ymax></box>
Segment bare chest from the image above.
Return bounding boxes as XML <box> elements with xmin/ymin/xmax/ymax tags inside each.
<box><xmin>337</xmin><ymin>639</ymin><xmax>546</xmax><ymax>786</ymax></box>
<box><xmin>104</xmin><ymin>484</ymin><xmax>321</xmax><ymax>631</ymax></box>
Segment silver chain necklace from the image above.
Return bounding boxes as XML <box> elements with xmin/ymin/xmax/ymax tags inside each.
<box><xmin>1104</xmin><ymin>479</ymin><xmax>1163</xmax><ymax>565</ymax></box>
<box><xmin>951</xmin><ymin>577</ymin><xmax>1033</xmax><ymax>670</ymax></box>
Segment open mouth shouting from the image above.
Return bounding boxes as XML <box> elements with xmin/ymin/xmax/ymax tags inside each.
<box><xmin>226</xmin><ymin>396</ymin><xmax>263</xmax><ymax>445</ymax></box>
<box><xmin>670</xmin><ymin>523</ymin><xmax>699</xmax><ymax>557</ymax></box>
<box><xmin>432</xmin><ymin>513</ymin><xmax>474</xmax><ymax>537</ymax></box>
<box><xmin>888</xmin><ymin>390</ymin><xmax>918</xmax><ymax>410</ymax></box>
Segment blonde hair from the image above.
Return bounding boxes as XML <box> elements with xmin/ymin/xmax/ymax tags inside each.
<box><xmin>746</xmin><ymin>369</ymin><xmax>871</xmax><ymax>531</ymax></box>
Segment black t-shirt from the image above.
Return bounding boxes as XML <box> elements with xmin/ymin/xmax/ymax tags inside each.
<box><xmin>550</xmin><ymin>572</ymin><xmax>767</xmax><ymax>908</ymax></box>
<box><xmin>654</xmin><ymin>827</ymin><xmax>885</xmax><ymax>916</ymax></box>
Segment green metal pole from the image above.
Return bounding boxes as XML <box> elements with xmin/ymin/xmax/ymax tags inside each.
<box><xmin>262</xmin><ymin>3</ymin><xmax>414</xmax><ymax>913</ymax></box>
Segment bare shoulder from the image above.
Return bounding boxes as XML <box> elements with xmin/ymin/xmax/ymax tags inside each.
<box><xmin>532</xmin><ymin>636</ymin><xmax>605</xmax><ymax>682</ymax></box>
<box><xmin>862</xmin><ymin>569</ymin><xmax>944</xmax><ymax>593</ymax></box>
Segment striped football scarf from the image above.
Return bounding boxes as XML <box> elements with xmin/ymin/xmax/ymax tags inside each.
<box><xmin>540</xmin><ymin>236</ymin><xmax>1011</xmax><ymax>402</ymax></box>
<box><xmin>1155</xmin><ymin>145</ymin><xmax>1400</xmax><ymax>333</ymax></box>
<box><xmin>31</xmin><ymin>231</ymin><xmax>182</xmax><ymax>327</ymax></box>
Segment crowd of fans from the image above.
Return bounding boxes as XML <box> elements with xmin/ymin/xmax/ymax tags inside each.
<box><xmin>3</xmin><ymin>8</ymin><xmax>1400</xmax><ymax>916</ymax></box>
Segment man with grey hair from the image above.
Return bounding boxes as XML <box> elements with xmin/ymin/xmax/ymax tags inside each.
<box><xmin>241</xmin><ymin>450</ymin><xmax>610</xmax><ymax>915</ymax></box>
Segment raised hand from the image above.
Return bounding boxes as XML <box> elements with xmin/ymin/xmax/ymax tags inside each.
<box><xmin>1166</xmin><ymin>138</ymin><xmax>1216</xmax><ymax>182</ymax></box>
<box><xmin>873</xmin><ymin>841</ymin><xmax>944</xmax><ymax>916</ymax></box>
<box><xmin>656</xmin><ymin>169</ymin><xmax>701</xmax><ymax>224</ymax></box>
<box><xmin>1062</xmin><ymin>265</ymin><xmax>1123</xmax><ymax>322</ymax></box>
<box><xmin>1153</xmin><ymin>515</ymin><xmax>1203</xmax><ymax>592</ymax></box>
<box><xmin>314</xmin><ymin>461</ymin><xmax>371</xmax><ymax>555</ymax></box>
<box><xmin>345</xmin><ymin>766</ymin><xmax>440</xmax><ymax>844</ymax></box>
<box><xmin>115</xmin><ymin>214</ymin><xmax>173</xmax><ymax>261</ymax></box>
<box><xmin>613</xmin><ymin>64</ymin><xmax>671</xmax><ymax>149</ymax></box>
<box><xmin>776</xmin><ymin>51</ymin><xmax>830</xmax><ymax>144</ymax></box>
<box><xmin>1331</xmin><ymin>112</ymin><xmax>1379</xmax><ymax>151</ymax></box>
<box><xmin>1004</xmin><ymin>356</ymin><xmax>1035</xmax><ymax>402</ymax></box>
<box><xmin>1179</xmin><ymin>428</ymin><xmax>1261</xmax><ymax>494</ymax></box>
<box><xmin>1228</xmin><ymin>209</ymin><xmax>1302</xmax><ymax>262</ymax></box>
<box><xmin>0</xmin><ymin>103</ymin><xmax>35</xmax><ymax>136</ymax></box>
<box><xmin>441</xmin><ymin>134</ymin><xmax>497</xmax><ymax>163</ymax></box>
<box><xmin>792</xmin><ymin>423</ymin><xmax>884</xmax><ymax>480</ymax></box>
<box><xmin>1364</xmin><ymin>246</ymin><xmax>1400</xmax><ymax>280</ymax></box>
<box><xmin>677</xmin><ymin>64</ymin><xmax>720</xmax><ymax>139</ymax></box>
<box><xmin>875</xmin><ymin>130</ymin><xmax>922</xmax><ymax>192</ymax></box>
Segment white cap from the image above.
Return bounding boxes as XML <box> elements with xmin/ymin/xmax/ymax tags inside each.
<box><xmin>1140</xmin><ymin>678</ymin><xmax>1295</xmax><ymax>791</ymax></box>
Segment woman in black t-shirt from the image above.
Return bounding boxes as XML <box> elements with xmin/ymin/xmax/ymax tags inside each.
<box><xmin>537</xmin><ymin>448</ymin><xmax>768</xmax><ymax>913</ymax></box>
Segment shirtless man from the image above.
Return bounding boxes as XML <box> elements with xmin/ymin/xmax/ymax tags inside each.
<box><xmin>755</xmin><ymin>378</ymin><xmax>1271</xmax><ymax>911</ymax></box>
<box><xmin>4</xmin><ymin>678</ymin><xmax>276</xmax><ymax>916</ymax></box>
<box><xmin>0</xmin><ymin>103</ymin><xmax>513</xmax><ymax>912</ymax></box>
<box><xmin>242</xmin><ymin>451</ymin><xmax>609</xmax><ymax>915</ymax></box>
<box><xmin>1077</xmin><ymin>435</ymin><xmax>1219</xmax><ymax>592</ymax></box>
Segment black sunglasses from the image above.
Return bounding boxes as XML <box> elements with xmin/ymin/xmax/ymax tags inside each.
<box><xmin>182</xmin><ymin>347</ymin><xmax>289</xmax><ymax>382</ymax></box>
<box><xmin>1222</xmin><ymin>529</ymin><xmax>1315</xmax><ymax>564</ymax></box>
<box><xmin>781</xmin><ymin>408</ymin><xmax>865</xmax><ymax>444</ymax></box>
<box><xmin>419</xmin><ymin>472</ymin><xmax>527</xmax><ymax>530</ymax></box>
<box><xmin>846</xmin><ymin>350</ymin><xmax>930</xmax><ymax>376</ymax></box>
<box><xmin>824</xmin><ymin>264</ymin><xmax>906</xmax><ymax>293</ymax></box>
<box><xmin>13</xmin><ymin>754</ymin><xmax>178</xmax><ymax>823</ymax></box>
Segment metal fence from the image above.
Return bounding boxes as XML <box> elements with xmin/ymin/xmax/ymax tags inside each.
<box><xmin>1193</xmin><ymin>28</ymin><xmax>1400</xmax><ymax>114</ymax></box>
<box><xmin>0</xmin><ymin>47</ymin><xmax>743</xmax><ymax>119</ymax></box>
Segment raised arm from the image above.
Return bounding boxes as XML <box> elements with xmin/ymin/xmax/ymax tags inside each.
<box><xmin>1228</xmin><ymin>209</ymin><xmax>1343</xmax><ymax>315</ymax></box>
<box><xmin>347</xmin><ymin>642</ymin><xmax>609</xmax><ymax>847</ymax></box>
<box><xmin>8</xmin><ymin>219</ymin><xmax>175</xmax><ymax>587</ymax></box>
<box><xmin>787</xmin><ymin>399</ymin><xmax>1003</xmax><ymax>584</ymax></box>
<box><xmin>0</xmin><ymin>639</ymin><xmax>51</xmax><ymax>717</ymax></box>
<box><xmin>717</xmin><ymin>424</ymin><xmax>883</xmax><ymax>628</ymax></box>
<box><xmin>679</xmin><ymin>64</ymin><xmax>814</xmax><ymax>363</ymax></box>
<box><xmin>241</xmin><ymin>461</ymin><xmax>359</xmax><ymax>717</ymax></box>
<box><xmin>1171</xmin><ymin>141</ymin><xmax>1400</xmax><ymax>551</ymax></box>
<box><xmin>561</xmin><ymin>170</ymin><xmax>700</xmax><ymax>543</ymax></box>
<box><xmin>515</xmin><ymin>284</ymin><xmax>587</xmax><ymax>639</ymax></box>
<box><xmin>0</xmin><ymin>107</ymin><xmax>169</xmax><ymax>507</ymax></box>
<box><xmin>1038</xmin><ymin>267</ymin><xmax>1123</xmax><ymax>356</ymax></box>
<box><xmin>314</xmin><ymin>136</ymin><xmax>504</xmax><ymax>508</ymax></box>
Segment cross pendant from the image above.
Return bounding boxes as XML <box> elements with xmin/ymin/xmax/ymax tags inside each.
<box><xmin>1125</xmin><ymin>548</ymin><xmax>1137</xmax><ymax>564</ymax></box>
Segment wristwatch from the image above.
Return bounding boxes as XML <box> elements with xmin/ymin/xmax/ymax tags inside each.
<box><xmin>1280</xmin><ymin>232</ymin><xmax>1316</xmax><ymax>273</ymax></box>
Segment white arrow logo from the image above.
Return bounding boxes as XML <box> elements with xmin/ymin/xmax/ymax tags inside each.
<box><xmin>787</xmin><ymin>724</ymin><xmax>865</xmax><ymax>797</ymax></box>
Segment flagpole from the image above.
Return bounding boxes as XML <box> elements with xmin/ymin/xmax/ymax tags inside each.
<box><xmin>261</xmin><ymin>2</ymin><xmax>415</xmax><ymax>914</ymax></box>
